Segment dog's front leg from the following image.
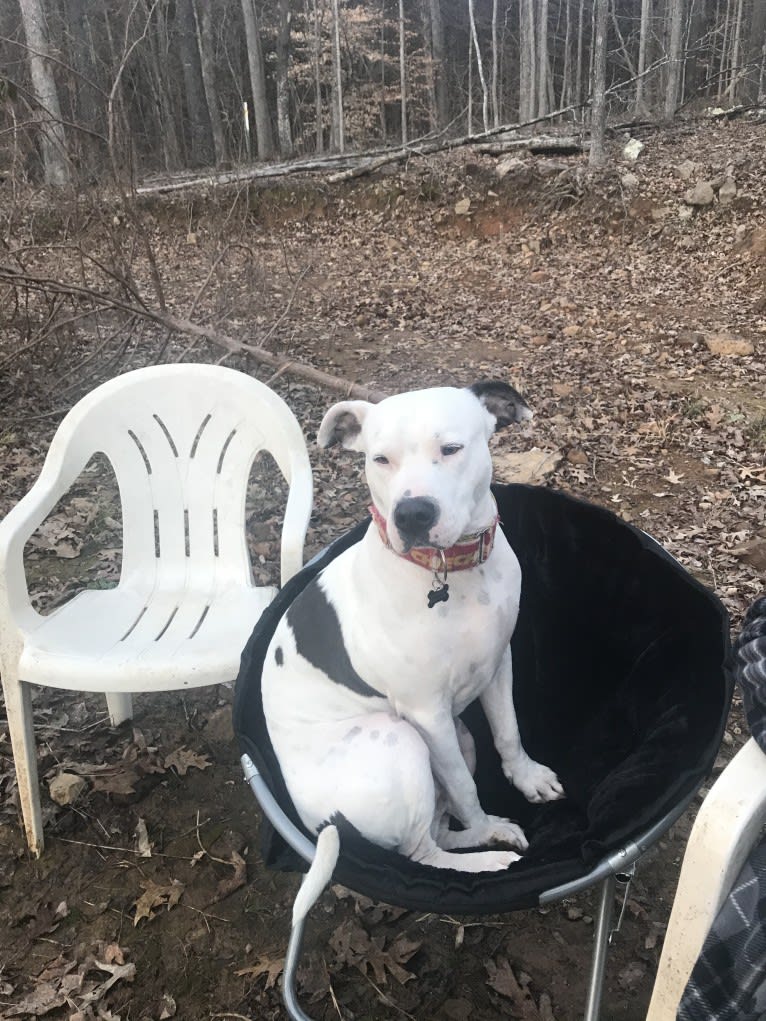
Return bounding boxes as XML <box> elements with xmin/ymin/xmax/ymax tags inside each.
<box><xmin>481</xmin><ymin>648</ymin><xmax>565</xmax><ymax>804</ymax></box>
<box><xmin>408</xmin><ymin>706</ymin><xmax>527</xmax><ymax>851</ymax></box>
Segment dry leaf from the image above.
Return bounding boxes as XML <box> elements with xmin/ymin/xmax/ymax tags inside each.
<box><xmin>235</xmin><ymin>954</ymin><xmax>284</xmax><ymax>989</ymax></box>
<box><xmin>133</xmin><ymin>880</ymin><xmax>184</xmax><ymax>926</ymax></box>
<box><xmin>210</xmin><ymin>851</ymin><xmax>247</xmax><ymax>903</ymax></box>
<box><xmin>163</xmin><ymin>748</ymin><xmax>212</xmax><ymax>776</ymax></box>
<box><xmin>135</xmin><ymin>818</ymin><xmax>152</xmax><ymax>858</ymax></box>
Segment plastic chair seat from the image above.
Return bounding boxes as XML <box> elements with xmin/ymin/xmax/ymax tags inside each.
<box><xmin>19</xmin><ymin>584</ymin><xmax>276</xmax><ymax>692</ymax></box>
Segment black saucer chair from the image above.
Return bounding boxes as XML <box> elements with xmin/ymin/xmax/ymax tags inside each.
<box><xmin>233</xmin><ymin>483</ymin><xmax>732</xmax><ymax>1020</ymax></box>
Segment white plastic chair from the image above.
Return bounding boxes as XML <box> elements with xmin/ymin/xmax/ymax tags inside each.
<box><xmin>646</xmin><ymin>736</ymin><xmax>766</xmax><ymax>1019</ymax></box>
<box><xmin>0</xmin><ymin>364</ymin><xmax>313</xmax><ymax>857</ymax></box>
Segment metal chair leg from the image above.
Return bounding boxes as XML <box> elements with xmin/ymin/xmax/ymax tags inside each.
<box><xmin>583</xmin><ymin>873</ymin><xmax>617</xmax><ymax>1021</ymax></box>
<box><xmin>282</xmin><ymin>914</ymin><xmax>317</xmax><ymax>1021</ymax></box>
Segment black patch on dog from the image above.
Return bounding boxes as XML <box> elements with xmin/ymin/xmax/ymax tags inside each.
<box><xmin>469</xmin><ymin>380</ymin><xmax>532</xmax><ymax>428</ymax></box>
<box><xmin>286</xmin><ymin>578</ymin><xmax>383</xmax><ymax>699</ymax></box>
<box><xmin>274</xmin><ymin>646</ymin><xmax>284</xmax><ymax>666</ymax></box>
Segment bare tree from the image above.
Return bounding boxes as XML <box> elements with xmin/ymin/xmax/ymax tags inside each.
<box><xmin>194</xmin><ymin>0</ymin><xmax>227</xmax><ymax>164</ymax></box>
<box><xmin>589</xmin><ymin>0</ymin><xmax>608</xmax><ymax>166</ymax></box>
<box><xmin>241</xmin><ymin>0</ymin><xmax>274</xmax><ymax>159</ymax></box>
<box><xmin>399</xmin><ymin>0</ymin><xmax>408</xmax><ymax>143</ymax></box>
<box><xmin>312</xmin><ymin>0</ymin><xmax>324</xmax><ymax>152</ymax></box>
<box><xmin>490</xmin><ymin>0</ymin><xmax>500</xmax><ymax>127</ymax></box>
<box><xmin>635</xmin><ymin>0</ymin><xmax>653</xmax><ymax>115</ymax></box>
<box><xmin>428</xmin><ymin>0</ymin><xmax>448</xmax><ymax>130</ymax></box>
<box><xmin>664</xmin><ymin>0</ymin><xmax>684</xmax><ymax>119</ymax></box>
<box><xmin>467</xmin><ymin>0</ymin><xmax>489</xmax><ymax>131</ymax></box>
<box><xmin>537</xmin><ymin>0</ymin><xmax>550</xmax><ymax>117</ymax></box>
<box><xmin>330</xmin><ymin>0</ymin><xmax>345</xmax><ymax>151</ymax></box>
<box><xmin>276</xmin><ymin>0</ymin><xmax>294</xmax><ymax>155</ymax></box>
<box><xmin>17</xmin><ymin>0</ymin><xmax>70</xmax><ymax>184</ymax></box>
<box><xmin>519</xmin><ymin>0</ymin><xmax>536</xmax><ymax>121</ymax></box>
<box><xmin>177</xmin><ymin>0</ymin><xmax>214</xmax><ymax>165</ymax></box>
<box><xmin>742</xmin><ymin>0</ymin><xmax>766</xmax><ymax>102</ymax></box>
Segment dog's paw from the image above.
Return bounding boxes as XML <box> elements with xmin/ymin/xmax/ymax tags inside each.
<box><xmin>480</xmin><ymin>849</ymin><xmax>522</xmax><ymax>871</ymax></box>
<box><xmin>485</xmin><ymin>815</ymin><xmax>529</xmax><ymax>852</ymax></box>
<box><xmin>507</xmin><ymin>757</ymin><xmax>565</xmax><ymax>804</ymax></box>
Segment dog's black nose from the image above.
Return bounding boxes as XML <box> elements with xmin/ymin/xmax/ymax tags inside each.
<box><xmin>393</xmin><ymin>497</ymin><xmax>439</xmax><ymax>545</ymax></box>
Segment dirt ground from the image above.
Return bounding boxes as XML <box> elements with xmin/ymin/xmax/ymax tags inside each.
<box><xmin>1</xmin><ymin>113</ymin><xmax>765</xmax><ymax>1021</ymax></box>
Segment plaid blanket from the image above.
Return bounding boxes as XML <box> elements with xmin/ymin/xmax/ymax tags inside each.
<box><xmin>678</xmin><ymin>594</ymin><xmax>766</xmax><ymax>1021</ymax></box>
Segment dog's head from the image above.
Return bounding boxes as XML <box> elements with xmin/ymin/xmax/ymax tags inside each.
<box><xmin>317</xmin><ymin>381</ymin><xmax>531</xmax><ymax>553</ymax></box>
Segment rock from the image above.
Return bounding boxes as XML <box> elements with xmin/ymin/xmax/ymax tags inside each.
<box><xmin>495</xmin><ymin>156</ymin><xmax>527</xmax><ymax>179</ymax></box>
<box><xmin>677</xmin><ymin>160</ymin><xmax>697</xmax><ymax>181</ymax></box>
<box><xmin>704</xmin><ymin>332</ymin><xmax>754</xmax><ymax>357</ymax></box>
<box><xmin>621</xmin><ymin>172</ymin><xmax>639</xmax><ymax>190</ymax></box>
<box><xmin>49</xmin><ymin>772</ymin><xmax>87</xmax><ymax>806</ymax></box>
<box><xmin>684</xmin><ymin>181</ymin><xmax>715</xmax><ymax>206</ymax></box>
<box><xmin>731</xmin><ymin>537</ymin><xmax>766</xmax><ymax>572</ymax></box>
<box><xmin>562</xmin><ymin>324</ymin><xmax>582</xmax><ymax>337</ymax></box>
<box><xmin>492</xmin><ymin>448</ymin><xmax>562</xmax><ymax>484</ymax></box>
<box><xmin>454</xmin><ymin>197</ymin><xmax>471</xmax><ymax>215</ymax></box>
<box><xmin>566</xmin><ymin>904</ymin><xmax>584</xmax><ymax>920</ymax></box>
<box><xmin>678</xmin><ymin>206</ymin><xmax>694</xmax><ymax>223</ymax></box>
<box><xmin>622</xmin><ymin>138</ymin><xmax>644</xmax><ymax>161</ymax></box>
<box><xmin>719</xmin><ymin>177</ymin><xmax>737</xmax><ymax>203</ymax></box>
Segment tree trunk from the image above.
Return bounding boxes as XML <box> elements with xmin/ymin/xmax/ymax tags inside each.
<box><xmin>428</xmin><ymin>0</ymin><xmax>448</xmax><ymax>130</ymax></box>
<box><xmin>313</xmin><ymin>0</ymin><xmax>324</xmax><ymax>152</ymax></box>
<box><xmin>330</xmin><ymin>0</ymin><xmax>345</xmax><ymax>152</ymax></box>
<box><xmin>276</xmin><ymin>0</ymin><xmax>294</xmax><ymax>155</ymax></box>
<box><xmin>141</xmin><ymin>0</ymin><xmax>182</xmax><ymax>172</ymax></box>
<box><xmin>726</xmin><ymin>0</ymin><xmax>745</xmax><ymax>100</ymax></box>
<box><xmin>664</xmin><ymin>0</ymin><xmax>684</xmax><ymax>120</ymax></box>
<box><xmin>177</xmin><ymin>0</ymin><xmax>214</xmax><ymax>165</ymax></box>
<box><xmin>241</xmin><ymin>0</ymin><xmax>274</xmax><ymax>159</ymax></box>
<box><xmin>519</xmin><ymin>0</ymin><xmax>536</xmax><ymax>122</ymax></box>
<box><xmin>575</xmin><ymin>0</ymin><xmax>585</xmax><ymax>114</ymax></box>
<box><xmin>399</xmin><ymin>0</ymin><xmax>408</xmax><ymax>143</ymax></box>
<box><xmin>490</xmin><ymin>0</ymin><xmax>500</xmax><ymax>127</ymax></box>
<box><xmin>536</xmin><ymin>0</ymin><xmax>549</xmax><ymax>118</ymax></box>
<box><xmin>589</xmin><ymin>0</ymin><xmax>608</xmax><ymax>166</ymax></box>
<box><xmin>717</xmin><ymin>0</ymin><xmax>732</xmax><ymax>102</ymax></box>
<box><xmin>18</xmin><ymin>0</ymin><xmax>70</xmax><ymax>185</ymax></box>
<box><xmin>742</xmin><ymin>0</ymin><xmax>766</xmax><ymax>102</ymax></box>
<box><xmin>65</xmin><ymin>0</ymin><xmax>103</xmax><ymax>175</ymax></box>
<box><xmin>635</xmin><ymin>0</ymin><xmax>652</xmax><ymax>115</ymax></box>
<box><xmin>559</xmin><ymin>0</ymin><xmax>572</xmax><ymax>109</ymax></box>
<box><xmin>467</xmin><ymin>0</ymin><xmax>489</xmax><ymax>132</ymax></box>
<box><xmin>194</xmin><ymin>0</ymin><xmax>227</xmax><ymax>164</ymax></box>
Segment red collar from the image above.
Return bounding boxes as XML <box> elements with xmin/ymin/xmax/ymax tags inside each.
<box><xmin>368</xmin><ymin>502</ymin><xmax>499</xmax><ymax>573</ymax></box>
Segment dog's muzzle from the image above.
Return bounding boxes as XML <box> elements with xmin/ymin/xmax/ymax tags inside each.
<box><xmin>393</xmin><ymin>497</ymin><xmax>439</xmax><ymax>548</ymax></box>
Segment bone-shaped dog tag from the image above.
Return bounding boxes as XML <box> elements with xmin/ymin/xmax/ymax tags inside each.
<box><xmin>427</xmin><ymin>583</ymin><xmax>449</xmax><ymax>608</ymax></box>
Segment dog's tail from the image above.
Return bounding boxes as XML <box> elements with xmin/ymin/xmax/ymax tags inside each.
<box><xmin>291</xmin><ymin>823</ymin><xmax>341</xmax><ymax>926</ymax></box>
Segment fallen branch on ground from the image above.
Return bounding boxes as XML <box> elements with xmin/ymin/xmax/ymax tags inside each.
<box><xmin>0</xmin><ymin>264</ymin><xmax>388</xmax><ymax>403</ymax></box>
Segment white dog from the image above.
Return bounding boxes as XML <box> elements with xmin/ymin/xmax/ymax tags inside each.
<box><xmin>262</xmin><ymin>382</ymin><xmax>563</xmax><ymax>913</ymax></box>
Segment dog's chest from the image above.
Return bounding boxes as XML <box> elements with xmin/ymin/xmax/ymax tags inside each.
<box><xmin>326</xmin><ymin>531</ymin><xmax>521</xmax><ymax>713</ymax></box>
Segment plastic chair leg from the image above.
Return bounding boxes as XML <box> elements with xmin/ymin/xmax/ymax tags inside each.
<box><xmin>583</xmin><ymin>873</ymin><xmax>617</xmax><ymax>1021</ymax></box>
<box><xmin>2</xmin><ymin>665</ymin><xmax>44</xmax><ymax>856</ymax></box>
<box><xmin>106</xmin><ymin>692</ymin><xmax>133</xmax><ymax>727</ymax></box>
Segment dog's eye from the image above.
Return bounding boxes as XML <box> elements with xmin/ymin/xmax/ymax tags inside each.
<box><xmin>441</xmin><ymin>444</ymin><xmax>463</xmax><ymax>457</ymax></box>
<box><xmin>373</xmin><ymin>455</ymin><xmax>389</xmax><ymax>465</ymax></box>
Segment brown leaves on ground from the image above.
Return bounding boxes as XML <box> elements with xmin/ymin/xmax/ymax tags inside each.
<box><xmin>486</xmin><ymin>956</ymin><xmax>557</xmax><ymax>1021</ymax></box>
<box><xmin>163</xmin><ymin>747</ymin><xmax>212</xmax><ymax>776</ymax></box>
<box><xmin>0</xmin><ymin>943</ymin><xmax>134</xmax><ymax>1020</ymax></box>
<box><xmin>329</xmin><ymin>917</ymin><xmax>421</xmax><ymax>986</ymax></box>
<box><xmin>235</xmin><ymin>953</ymin><xmax>285</xmax><ymax>990</ymax></box>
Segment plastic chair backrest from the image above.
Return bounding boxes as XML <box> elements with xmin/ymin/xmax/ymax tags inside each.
<box><xmin>40</xmin><ymin>365</ymin><xmax>311</xmax><ymax>591</ymax></box>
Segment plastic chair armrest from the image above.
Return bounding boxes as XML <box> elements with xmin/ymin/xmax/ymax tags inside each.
<box><xmin>646</xmin><ymin>737</ymin><xmax>766</xmax><ymax>1019</ymax></box>
<box><xmin>279</xmin><ymin>464</ymin><xmax>313</xmax><ymax>586</ymax></box>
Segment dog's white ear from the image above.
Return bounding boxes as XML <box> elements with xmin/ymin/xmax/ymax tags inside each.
<box><xmin>317</xmin><ymin>400</ymin><xmax>372</xmax><ymax>450</ymax></box>
<box><xmin>469</xmin><ymin>381</ymin><xmax>533</xmax><ymax>430</ymax></box>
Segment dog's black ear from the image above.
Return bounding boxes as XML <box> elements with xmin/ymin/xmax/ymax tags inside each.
<box><xmin>317</xmin><ymin>400</ymin><xmax>372</xmax><ymax>450</ymax></box>
<box><xmin>469</xmin><ymin>381</ymin><xmax>533</xmax><ymax>430</ymax></box>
